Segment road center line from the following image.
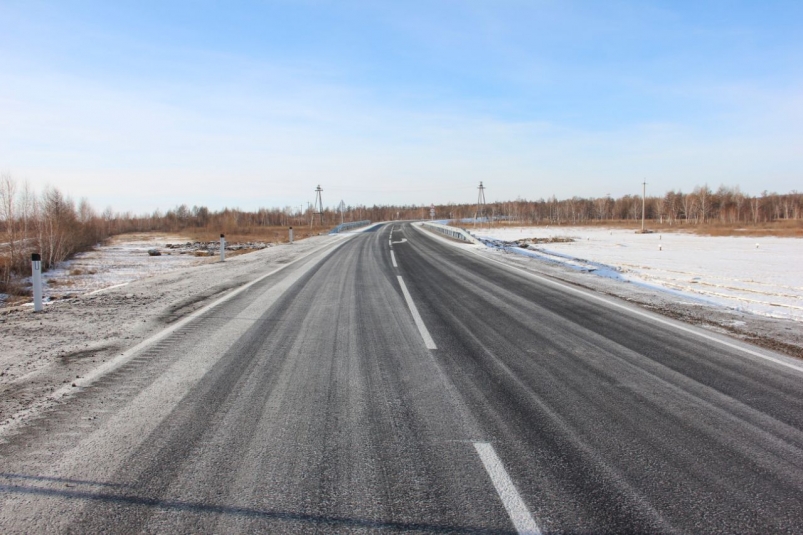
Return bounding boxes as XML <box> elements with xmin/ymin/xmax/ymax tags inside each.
<box><xmin>474</xmin><ymin>442</ymin><xmax>541</xmax><ymax>535</ymax></box>
<box><xmin>397</xmin><ymin>276</ymin><xmax>437</xmax><ymax>349</ymax></box>
<box><xmin>391</xmin><ymin>250</ymin><xmax>398</xmax><ymax>267</ymax></box>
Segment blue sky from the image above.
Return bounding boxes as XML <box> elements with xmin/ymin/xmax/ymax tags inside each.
<box><xmin>1</xmin><ymin>1</ymin><xmax>801</xmax><ymax>212</ymax></box>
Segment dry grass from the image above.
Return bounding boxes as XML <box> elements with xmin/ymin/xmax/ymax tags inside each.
<box><xmin>69</xmin><ymin>268</ymin><xmax>97</xmax><ymax>276</ymax></box>
<box><xmin>47</xmin><ymin>277</ymin><xmax>76</xmax><ymax>287</ymax></box>
<box><xmin>464</xmin><ymin>220</ymin><xmax>803</xmax><ymax>238</ymax></box>
<box><xmin>109</xmin><ymin>232</ymin><xmax>189</xmax><ymax>243</ymax></box>
<box><xmin>180</xmin><ymin>225</ymin><xmax>331</xmax><ymax>244</ymax></box>
<box><xmin>681</xmin><ymin>220</ymin><xmax>803</xmax><ymax>238</ymax></box>
<box><xmin>105</xmin><ymin>225</ymin><xmax>333</xmax><ymax>247</ymax></box>
<box><xmin>2</xmin><ymin>294</ymin><xmax>29</xmax><ymax>306</ymax></box>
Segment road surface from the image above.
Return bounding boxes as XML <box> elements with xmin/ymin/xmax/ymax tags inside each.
<box><xmin>1</xmin><ymin>222</ymin><xmax>802</xmax><ymax>534</ymax></box>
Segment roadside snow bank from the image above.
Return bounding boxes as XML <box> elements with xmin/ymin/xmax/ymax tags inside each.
<box><xmin>475</xmin><ymin>227</ymin><xmax>803</xmax><ymax>322</ymax></box>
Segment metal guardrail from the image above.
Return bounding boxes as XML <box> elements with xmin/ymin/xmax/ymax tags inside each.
<box><xmin>419</xmin><ymin>222</ymin><xmax>481</xmax><ymax>244</ymax></box>
<box><xmin>329</xmin><ymin>220</ymin><xmax>372</xmax><ymax>234</ymax></box>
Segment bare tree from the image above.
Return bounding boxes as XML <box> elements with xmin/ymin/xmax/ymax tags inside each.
<box><xmin>0</xmin><ymin>173</ymin><xmax>18</xmax><ymax>286</ymax></box>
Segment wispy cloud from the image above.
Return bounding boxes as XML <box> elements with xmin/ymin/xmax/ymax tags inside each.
<box><xmin>1</xmin><ymin>1</ymin><xmax>801</xmax><ymax>211</ymax></box>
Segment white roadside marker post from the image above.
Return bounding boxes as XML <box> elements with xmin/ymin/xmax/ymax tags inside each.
<box><xmin>289</xmin><ymin>226</ymin><xmax>294</xmax><ymax>244</ymax></box>
<box><xmin>31</xmin><ymin>253</ymin><xmax>43</xmax><ymax>312</ymax></box>
<box><xmin>220</xmin><ymin>234</ymin><xmax>226</xmax><ymax>261</ymax></box>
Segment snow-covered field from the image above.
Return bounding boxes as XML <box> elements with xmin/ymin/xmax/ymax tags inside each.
<box><xmin>474</xmin><ymin>226</ymin><xmax>803</xmax><ymax>322</ymax></box>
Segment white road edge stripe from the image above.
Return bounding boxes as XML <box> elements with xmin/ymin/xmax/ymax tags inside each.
<box><xmin>397</xmin><ymin>276</ymin><xmax>437</xmax><ymax>349</ymax></box>
<box><xmin>474</xmin><ymin>442</ymin><xmax>541</xmax><ymax>535</ymax></box>
<box><xmin>391</xmin><ymin>250</ymin><xmax>398</xmax><ymax>268</ymax></box>
<box><xmin>413</xmin><ymin>223</ymin><xmax>803</xmax><ymax>375</ymax></box>
<box><xmin>474</xmin><ymin>249</ymin><xmax>803</xmax><ymax>374</ymax></box>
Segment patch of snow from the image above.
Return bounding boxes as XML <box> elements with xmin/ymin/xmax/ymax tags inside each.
<box><xmin>476</xmin><ymin>226</ymin><xmax>803</xmax><ymax>322</ymax></box>
<box><xmin>37</xmin><ymin>234</ymin><xmax>206</xmax><ymax>299</ymax></box>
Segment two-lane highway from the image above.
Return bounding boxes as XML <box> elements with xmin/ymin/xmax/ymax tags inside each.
<box><xmin>1</xmin><ymin>222</ymin><xmax>802</xmax><ymax>534</ymax></box>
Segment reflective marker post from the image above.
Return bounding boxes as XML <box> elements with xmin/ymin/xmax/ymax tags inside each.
<box><xmin>220</xmin><ymin>234</ymin><xmax>226</xmax><ymax>261</ymax></box>
<box><xmin>289</xmin><ymin>226</ymin><xmax>294</xmax><ymax>244</ymax></box>
<box><xmin>31</xmin><ymin>253</ymin><xmax>43</xmax><ymax>312</ymax></box>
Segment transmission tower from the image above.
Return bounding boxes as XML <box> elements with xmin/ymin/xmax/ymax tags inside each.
<box><xmin>475</xmin><ymin>181</ymin><xmax>486</xmax><ymax>228</ymax></box>
<box><xmin>313</xmin><ymin>185</ymin><xmax>324</xmax><ymax>225</ymax></box>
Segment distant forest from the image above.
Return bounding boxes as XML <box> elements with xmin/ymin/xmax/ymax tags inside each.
<box><xmin>1</xmin><ymin>173</ymin><xmax>801</xmax><ymax>294</ymax></box>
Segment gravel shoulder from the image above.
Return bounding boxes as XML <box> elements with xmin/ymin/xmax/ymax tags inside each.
<box><xmin>0</xmin><ymin>234</ymin><xmax>342</xmax><ymax>431</ymax></box>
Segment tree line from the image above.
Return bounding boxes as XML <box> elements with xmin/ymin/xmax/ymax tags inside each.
<box><xmin>1</xmin><ymin>174</ymin><xmax>801</xmax><ymax>296</ymax></box>
<box><xmin>1</xmin><ymin>174</ymin><xmax>111</xmax><ymax>295</ymax></box>
<box><xmin>435</xmin><ymin>185</ymin><xmax>802</xmax><ymax>225</ymax></box>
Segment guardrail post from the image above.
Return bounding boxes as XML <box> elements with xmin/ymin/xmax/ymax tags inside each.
<box><xmin>220</xmin><ymin>234</ymin><xmax>226</xmax><ymax>261</ymax></box>
<box><xmin>31</xmin><ymin>253</ymin><xmax>43</xmax><ymax>312</ymax></box>
<box><xmin>289</xmin><ymin>226</ymin><xmax>294</xmax><ymax>244</ymax></box>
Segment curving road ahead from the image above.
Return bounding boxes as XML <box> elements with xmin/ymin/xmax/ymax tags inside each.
<box><xmin>1</xmin><ymin>222</ymin><xmax>802</xmax><ymax>534</ymax></box>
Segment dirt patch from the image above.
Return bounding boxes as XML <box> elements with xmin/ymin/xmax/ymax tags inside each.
<box><xmin>161</xmin><ymin>282</ymin><xmax>244</xmax><ymax>323</ymax></box>
<box><xmin>639</xmin><ymin>301</ymin><xmax>803</xmax><ymax>360</ymax></box>
<box><xmin>59</xmin><ymin>346</ymin><xmax>116</xmax><ymax>365</ymax></box>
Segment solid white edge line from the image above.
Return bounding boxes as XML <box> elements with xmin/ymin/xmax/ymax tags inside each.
<box><xmin>474</xmin><ymin>249</ymin><xmax>803</xmax><ymax>374</ymax></box>
<box><xmin>411</xmin><ymin>222</ymin><xmax>803</xmax><ymax>375</ymax></box>
<box><xmin>391</xmin><ymin>250</ymin><xmax>398</xmax><ymax>268</ymax></box>
<box><xmin>474</xmin><ymin>442</ymin><xmax>541</xmax><ymax>535</ymax></box>
<box><xmin>397</xmin><ymin>275</ymin><xmax>437</xmax><ymax>349</ymax></box>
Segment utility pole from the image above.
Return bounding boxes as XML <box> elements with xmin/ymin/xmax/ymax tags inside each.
<box><xmin>475</xmin><ymin>181</ymin><xmax>486</xmax><ymax>228</ymax></box>
<box><xmin>313</xmin><ymin>185</ymin><xmax>324</xmax><ymax>226</ymax></box>
<box><xmin>338</xmin><ymin>200</ymin><xmax>345</xmax><ymax>225</ymax></box>
<box><xmin>641</xmin><ymin>179</ymin><xmax>647</xmax><ymax>233</ymax></box>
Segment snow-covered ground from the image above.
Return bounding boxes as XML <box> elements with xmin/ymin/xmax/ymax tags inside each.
<box><xmin>473</xmin><ymin>226</ymin><xmax>803</xmax><ymax>322</ymax></box>
<box><xmin>40</xmin><ymin>234</ymin><xmax>208</xmax><ymax>299</ymax></box>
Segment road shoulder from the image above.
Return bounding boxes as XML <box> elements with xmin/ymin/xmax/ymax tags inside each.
<box><xmin>0</xmin><ymin>235</ymin><xmax>347</xmax><ymax>435</ymax></box>
<box><xmin>413</xmin><ymin>222</ymin><xmax>803</xmax><ymax>361</ymax></box>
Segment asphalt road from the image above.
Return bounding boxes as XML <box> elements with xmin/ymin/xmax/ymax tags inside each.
<box><xmin>1</xmin><ymin>222</ymin><xmax>802</xmax><ymax>534</ymax></box>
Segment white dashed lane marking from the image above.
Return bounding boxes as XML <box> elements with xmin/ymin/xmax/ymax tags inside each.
<box><xmin>474</xmin><ymin>442</ymin><xmax>541</xmax><ymax>535</ymax></box>
<box><xmin>397</xmin><ymin>276</ymin><xmax>436</xmax><ymax>350</ymax></box>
